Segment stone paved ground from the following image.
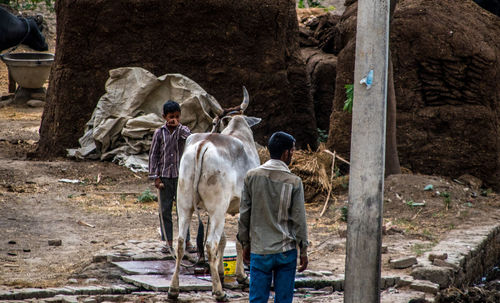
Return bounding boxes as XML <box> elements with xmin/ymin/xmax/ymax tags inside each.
<box><xmin>2</xmin><ymin>220</ymin><xmax>499</xmax><ymax>302</ymax></box>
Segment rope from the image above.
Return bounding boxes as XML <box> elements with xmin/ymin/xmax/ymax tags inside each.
<box><xmin>168</xmin><ymin>212</ymin><xmax>210</xmax><ymax>268</ymax></box>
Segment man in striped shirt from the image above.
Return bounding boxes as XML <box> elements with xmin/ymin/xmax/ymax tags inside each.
<box><xmin>149</xmin><ymin>100</ymin><xmax>199</xmax><ymax>253</ymax></box>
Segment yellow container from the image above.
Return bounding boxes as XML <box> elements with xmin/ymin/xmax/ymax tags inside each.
<box><xmin>223</xmin><ymin>241</ymin><xmax>237</xmax><ymax>276</ymax></box>
<box><xmin>223</xmin><ymin>256</ymin><xmax>237</xmax><ymax>276</ymax></box>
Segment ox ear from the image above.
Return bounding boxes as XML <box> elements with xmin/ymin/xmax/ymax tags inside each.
<box><xmin>244</xmin><ymin>116</ymin><xmax>261</xmax><ymax>128</ymax></box>
<box><xmin>35</xmin><ymin>14</ymin><xmax>43</xmax><ymax>26</ymax></box>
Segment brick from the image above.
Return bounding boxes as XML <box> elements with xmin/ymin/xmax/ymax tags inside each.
<box><xmin>389</xmin><ymin>256</ymin><xmax>417</xmax><ymax>269</ymax></box>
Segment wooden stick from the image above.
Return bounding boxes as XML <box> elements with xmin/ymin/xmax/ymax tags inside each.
<box><xmin>320</xmin><ymin>151</ymin><xmax>336</xmax><ymax>217</ymax></box>
<box><xmin>77</xmin><ymin>220</ymin><xmax>95</xmax><ymax>228</ymax></box>
<box><xmin>322</xmin><ymin>149</ymin><xmax>350</xmax><ymax>165</ymax></box>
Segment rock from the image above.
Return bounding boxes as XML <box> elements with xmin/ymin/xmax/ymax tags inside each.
<box><xmin>381</xmin><ymin>245</ymin><xmax>388</xmax><ymax>254</ymax></box>
<box><xmin>1</xmin><ymin>94</ymin><xmax>14</xmax><ymax>100</ymax></box>
<box><xmin>67</xmin><ymin>278</ymin><xmax>78</xmax><ymax>284</ymax></box>
<box><xmin>319</xmin><ymin>286</ymin><xmax>333</xmax><ymax>293</ymax></box>
<box><xmin>337</xmin><ymin>228</ymin><xmax>347</xmax><ymax>238</ymax></box>
<box><xmin>428</xmin><ymin>252</ymin><xmax>448</xmax><ymax>261</ymax></box>
<box><xmin>382</xmin><ymin>276</ymin><xmax>398</xmax><ymax>288</ymax></box>
<box><xmin>0</xmin><ymin>99</ymin><xmax>13</xmax><ymax>108</ymax></box>
<box><xmin>411</xmin><ymin>266</ymin><xmax>453</xmax><ymax>288</ymax></box>
<box><xmin>26</xmin><ymin>100</ymin><xmax>46</xmax><ymax>108</ymax></box>
<box><xmin>92</xmin><ymin>252</ymin><xmax>108</xmax><ymax>263</ymax></box>
<box><xmin>432</xmin><ymin>258</ymin><xmax>459</xmax><ymax>270</ymax></box>
<box><xmin>389</xmin><ymin>256</ymin><xmax>417</xmax><ymax>269</ymax></box>
<box><xmin>30</xmin><ymin>92</ymin><xmax>46</xmax><ymax>100</ymax></box>
<box><xmin>60</xmin><ymin>295</ymin><xmax>79</xmax><ymax>303</ymax></box>
<box><xmin>48</xmin><ymin>239</ymin><xmax>62</xmax><ymax>246</ymax></box>
<box><xmin>84</xmin><ymin>278</ymin><xmax>99</xmax><ymax>284</ymax></box>
<box><xmin>396</xmin><ymin>275</ymin><xmax>414</xmax><ymax>287</ymax></box>
<box><xmin>325</xmin><ymin>242</ymin><xmax>344</xmax><ymax>252</ymax></box>
<box><xmin>409</xmin><ymin>279</ymin><xmax>440</xmax><ymax>294</ymax></box>
<box><xmin>457</xmin><ymin>174</ymin><xmax>483</xmax><ymax>191</ymax></box>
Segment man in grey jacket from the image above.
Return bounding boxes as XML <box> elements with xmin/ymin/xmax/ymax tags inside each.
<box><xmin>238</xmin><ymin>131</ymin><xmax>308</xmax><ymax>303</ymax></box>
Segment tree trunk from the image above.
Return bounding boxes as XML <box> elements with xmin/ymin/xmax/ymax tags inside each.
<box><xmin>385</xmin><ymin>0</ymin><xmax>401</xmax><ymax>175</ymax></box>
<box><xmin>385</xmin><ymin>55</ymin><xmax>401</xmax><ymax>175</ymax></box>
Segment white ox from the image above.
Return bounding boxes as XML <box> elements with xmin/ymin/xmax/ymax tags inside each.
<box><xmin>169</xmin><ymin>87</ymin><xmax>260</xmax><ymax>301</ymax></box>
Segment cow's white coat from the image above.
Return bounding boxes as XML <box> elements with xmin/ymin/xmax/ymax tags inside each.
<box><xmin>169</xmin><ymin>114</ymin><xmax>260</xmax><ymax>300</ymax></box>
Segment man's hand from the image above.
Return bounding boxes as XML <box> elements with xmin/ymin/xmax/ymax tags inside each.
<box><xmin>243</xmin><ymin>245</ymin><xmax>251</xmax><ymax>266</ymax></box>
<box><xmin>154</xmin><ymin>178</ymin><xmax>164</xmax><ymax>190</ymax></box>
<box><xmin>298</xmin><ymin>255</ymin><xmax>308</xmax><ymax>272</ymax></box>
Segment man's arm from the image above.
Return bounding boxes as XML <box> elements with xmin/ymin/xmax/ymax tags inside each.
<box><xmin>290</xmin><ymin>179</ymin><xmax>309</xmax><ymax>271</ymax></box>
<box><xmin>238</xmin><ymin>175</ymin><xmax>252</xmax><ymax>256</ymax></box>
<box><xmin>148</xmin><ymin>129</ymin><xmax>162</xmax><ymax>180</ymax></box>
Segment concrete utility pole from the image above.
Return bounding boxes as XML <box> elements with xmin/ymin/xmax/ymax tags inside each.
<box><xmin>344</xmin><ymin>0</ymin><xmax>390</xmax><ymax>302</ymax></box>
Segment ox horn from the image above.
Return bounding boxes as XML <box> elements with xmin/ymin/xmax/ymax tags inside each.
<box><xmin>239</xmin><ymin>86</ymin><xmax>249</xmax><ymax>112</ymax></box>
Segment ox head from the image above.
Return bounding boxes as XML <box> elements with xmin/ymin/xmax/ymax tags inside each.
<box><xmin>211</xmin><ymin>86</ymin><xmax>261</xmax><ymax>133</ymax></box>
<box><xmin>24</xmin><ymin>15</ymin><xmax>48</xmax><ymax>51</ymax></box>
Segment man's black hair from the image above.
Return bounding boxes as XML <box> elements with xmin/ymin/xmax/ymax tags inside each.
<box><xmin>268</xmin><ymin>131</ymin><xmax>296</xmax><ymax>159</ymax></box>
<box><xmin>163</xmin><ymin>100</ymin><xmax>181</xmax><ymax>115</ymax></box>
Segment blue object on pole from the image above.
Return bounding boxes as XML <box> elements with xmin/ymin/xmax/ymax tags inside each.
<box><xmin>360</xmin><ymin>69</ymin><xmax>374</xmax><ymax>89</ymax></box>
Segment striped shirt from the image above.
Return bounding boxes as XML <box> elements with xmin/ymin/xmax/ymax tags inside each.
<box><xmin>148</xmin><ymin>124</ymin><xmax>191</xmax><ymax>179</ymax></box>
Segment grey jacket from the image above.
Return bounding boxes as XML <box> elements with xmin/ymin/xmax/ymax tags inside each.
<box><xmin>238</xmin><ymin>159</ymin><xmax>308</xmax><ymax>256</ymax></box>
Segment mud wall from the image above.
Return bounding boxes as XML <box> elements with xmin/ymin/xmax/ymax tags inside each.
<box><xmin>327</xmin><ymin>0</ymin><xmax>500</xmax><ymax>187</ymax></box>
<box><xmin>38</xmin><ymin>0</ymin><xmax>317</xmax><ymax>157</ymax></box>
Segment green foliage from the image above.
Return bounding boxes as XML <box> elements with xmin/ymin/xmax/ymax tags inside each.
<box><xmin>440</xmin><ymin>191</ymin><xmax>451</xmax><ymax>209</ymax></box>
<box><xmin>4</xmin><ymin>0</ymin><xmax>55</xmax><ymax>11</ymax></box>
<box><xmin>298</xmin><ymin>0</ymin><xmax>324</xmax><ymax>9</ymax></box>
<box><xmin>137</xmin><ymin>189</ymin><xmax>156</xmax><ymax>203</ymax></box>
<box><xmin>343</xmin><ymin>84</ymin><xmax>354</xmax><ymax>113</ymax></box>
<box><xmin>411</xmin><ymin>242</ymin><xmax>435</xmax><ymax>256</ymax></box>
<box><xmin>481</xmin><ymin>188</ymin><xmax>492</xmax><ymax>197</ymax></box>
<box><xmin>340</xmin><ymin>205</ymin><xmax>348</xmax><ymax>222</ymax></box>
<box><xmin>317</xmin><ymin>128</ymin><xmax>328</xmax><ymax>143</ymax></box>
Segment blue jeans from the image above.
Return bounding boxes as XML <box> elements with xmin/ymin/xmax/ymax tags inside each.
<box><xmin>249</xmin><ymin>249</ymin><xmax>297</xmax><ymax>303</ymax></box>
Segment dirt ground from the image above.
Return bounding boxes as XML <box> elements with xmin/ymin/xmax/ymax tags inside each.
<box><xmin>1</xmin><ymin>104</ymin><xmax>500</xmax><ymax>290</ymax></box>
<box><xmin>1</xmin><ymin>2</ymin><xmax>500</xmax><ymax>299</ymax></box>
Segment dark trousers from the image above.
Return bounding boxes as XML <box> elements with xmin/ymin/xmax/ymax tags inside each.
<box><xmin>158</xmin><ymin>177</ymin><xmax>204</xmax><ymax>247</ymax></box>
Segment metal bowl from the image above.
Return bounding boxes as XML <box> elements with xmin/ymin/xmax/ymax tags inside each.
<box><xmin>1</xmin><ymin>52</ymin><xmax>54</xmax><ymax>89</ymax></box>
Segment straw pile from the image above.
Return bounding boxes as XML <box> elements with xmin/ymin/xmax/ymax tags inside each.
<box><xmin>258</xmin><ymin>144</ymin><xmax>349</xmax><ymax>203</ymax></box>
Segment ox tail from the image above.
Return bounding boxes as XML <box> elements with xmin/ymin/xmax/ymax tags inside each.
<box><xmin>192</xmin><ymin>140</ymin><xmax>210</xmax><ymax>262</ymax></box>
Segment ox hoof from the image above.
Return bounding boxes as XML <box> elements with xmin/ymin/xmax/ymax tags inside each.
<box><xmin>236</xmin><ymin>275</ymin><xmax>250</xmax><ymax>286</ymax></box>
<box><xmin>215</xmin><ymin>292</ymin><xmax>228</xmax><ymax>302</ymax></box>
<box><xmin>168</xmin><ymin>288</ymin><xmax>179</xmax><ymax>300</ymax></box>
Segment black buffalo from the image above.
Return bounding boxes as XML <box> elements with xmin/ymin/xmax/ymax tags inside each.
<box><xmin>474</xmin><ymin>0</ymin><xmax>500</xmax><ymax>16</ymax></box>
<box><xmin>0</xmin><ymin>7</ymin><xmax>48</xmax><ymax>52</ymax></box>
